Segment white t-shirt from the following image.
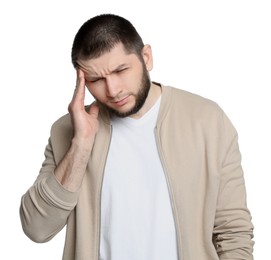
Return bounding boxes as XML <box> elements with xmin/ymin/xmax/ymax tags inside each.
<box><xmin>100</xmin><ymin>98</ymin><xmax>178</xmax><ymax>260</ymax></box>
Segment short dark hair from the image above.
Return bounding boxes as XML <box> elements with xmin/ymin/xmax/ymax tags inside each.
<box><xmin>71</xmin><ymin>14</ymin><xmax>144</xmax><ymax>68</ymax></box>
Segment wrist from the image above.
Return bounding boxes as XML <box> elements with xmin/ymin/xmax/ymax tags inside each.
<box><xmin>71</xmin><ymin>135</ymin><xmax>95</xmax><ymax>150</ymax></box>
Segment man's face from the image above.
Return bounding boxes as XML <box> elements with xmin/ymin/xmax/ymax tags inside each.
<box><xmin>77</xmin><ymin>43</ymin><xmax>152</xmax><ymax>118</ymax></box>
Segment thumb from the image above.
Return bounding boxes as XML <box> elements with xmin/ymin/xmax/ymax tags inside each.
<box><xmin>88</xmin><ymin>102</ymin><xmax>99</xmax><ymax>118</ymax></box>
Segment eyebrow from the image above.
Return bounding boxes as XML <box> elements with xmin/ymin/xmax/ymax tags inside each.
<box><xmin>85</xmin><ymin>63</ymin><xmax>129</xmax><ymax>81</ymax></box>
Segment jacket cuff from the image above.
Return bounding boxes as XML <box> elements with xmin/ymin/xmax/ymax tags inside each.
<box><xmin>41</xmin><ymin>173</ymin><xmax>79</xmax><ymax>210</ymax></box>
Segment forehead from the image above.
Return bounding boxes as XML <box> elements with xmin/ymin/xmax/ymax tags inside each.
<box><xmin>77</xmin><ymin>43</ymin><xmax>139</xmax><ymax>74</ymax></box>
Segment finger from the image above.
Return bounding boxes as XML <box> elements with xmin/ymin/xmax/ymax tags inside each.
<box><xmin>88</xmin><ymin>102</ymin><xmax>99</xmax><ymax>118</ymax></box>
<box><xmin>73</xmin><ymin>69</ymin><xmax>85</xmax><ymax>102</ymax></box>
<box><xmin>69</xmin><ymin>69</ymin><xmax>86</xmax><ymax>113</ymax></box>
<box><xmin>76</xmin><ymin>69</ymin><xmax>85</xmax><ymax>86</ymax></box>
<box><xmin>75</xmin><ymin>69</ymin><xmax>85</xmax><ymax>92</ymax></box>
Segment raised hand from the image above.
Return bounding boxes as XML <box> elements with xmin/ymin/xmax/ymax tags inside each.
<box><xmin>54</xmin><ymin>69</ymin><xmax>100</xmax><ymax>191</ymax></box>
<box><xmin>68</xmin><ymin>69</ymin><xmax>99</xmax><ymax>144</ymax></box>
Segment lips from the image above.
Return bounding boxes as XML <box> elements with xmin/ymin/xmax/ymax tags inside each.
<box><xmin>112</xmin><ymin>96</ymin><xmax>130</xmax><ymax>107</ymax></box>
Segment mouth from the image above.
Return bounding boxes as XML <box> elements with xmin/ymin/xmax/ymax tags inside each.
<box><xmin>111</xmin><ymin>95</ymin><xmax>130</xmax><ymax>107</ymax></box>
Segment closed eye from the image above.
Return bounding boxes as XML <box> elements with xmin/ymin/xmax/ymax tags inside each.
<box><xmin>115</xmin><ymin>68</ymin><xmax>128</xmax><ymax>74</ymax></box>
<box><xmin>86</xmin><ymin>77</ymin><xmax>103</xmax><ymax>83</ymax></box>
<box><xmin>118</xmin><ymin>68</ymin><xmax>127</xmax><ymax>72</ymax></box>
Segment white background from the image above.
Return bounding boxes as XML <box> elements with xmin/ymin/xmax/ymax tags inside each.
<box><xmin>0</xmin><ymin>0</ymin><xmax>270</xmax><ymax>259</ymax></box>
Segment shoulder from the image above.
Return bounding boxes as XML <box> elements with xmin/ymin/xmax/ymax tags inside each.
<box><xmin>161</xmin><ymin>85</ymin><xmax>224</xmax><ymax>119</ymax></box>
<box><xmin>49</xmin><ymin>113</ymin><xmax>73</xmax><ymax>148</ymax></box>
<box><xmin>51</xmin><ymin>113</ymin><xmax>72</xmax><ymax>134</ymax></box>
<box><xmin>159</xmin><ymin>85</ymin><xmax>237</xmax><ymax>143</ymax></box>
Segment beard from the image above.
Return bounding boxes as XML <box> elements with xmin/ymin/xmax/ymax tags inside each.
<box><xmin>98</xmin><ymin>65</ymin><xmax>151</xmax><ymax>118</ymax></box>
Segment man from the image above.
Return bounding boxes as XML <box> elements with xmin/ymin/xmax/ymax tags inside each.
<box><xmin>20</xmin><ymin>14</ymin><xmax>254</xmax><ymax>260</ymax></box>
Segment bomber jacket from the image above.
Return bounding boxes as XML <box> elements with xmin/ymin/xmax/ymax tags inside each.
<box><xmin>20</xmin><ymin>85</ymin><xmax>254</xmax><ymax>260</ymax></box>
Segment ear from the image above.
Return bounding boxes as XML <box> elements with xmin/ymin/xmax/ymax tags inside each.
<box><xmin>141</xmin><ymin>44</ymin><xmax>153</xmax><ymax>71</ymax></box>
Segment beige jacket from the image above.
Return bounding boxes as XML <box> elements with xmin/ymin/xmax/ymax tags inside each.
<box><xmin>20</xmin><ymin>85</ymin><xmax>254</xmax><ymax>260</ymax></box>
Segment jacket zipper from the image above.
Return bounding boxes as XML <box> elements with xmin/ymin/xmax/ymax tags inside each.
<box><xmin>154</xmin><ymin>126</ymin><xmax>182</xmax><ymax>260</ymax></box>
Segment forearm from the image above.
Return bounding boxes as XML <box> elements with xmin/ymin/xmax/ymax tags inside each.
<box><xmin>54</xmin><ymin>137</ymin><xmax>93</xmax><ymax>192</ymax></box>
<box><xmin>20</xmin><ymin>139</ymin><xmax>82</xmax><ymax>242</ymax></box>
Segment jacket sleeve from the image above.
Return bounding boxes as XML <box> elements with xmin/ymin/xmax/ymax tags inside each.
<box><xmin>213</xmin><ymin>112</ymin><xmax>254</xmax><ymax>259</ymax></box>
<box><xmin>19</xmin><ymin>138</ymin><xmax>79</xmax><ymax>243</ymax></box>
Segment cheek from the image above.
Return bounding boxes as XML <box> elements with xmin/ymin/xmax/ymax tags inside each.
<box><xmin>86</xmin><ymin>84</ymin><xmax>105</xmax><ymax>101</ymax></box>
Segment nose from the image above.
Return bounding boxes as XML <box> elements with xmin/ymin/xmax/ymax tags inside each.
<box><xmin>105</xmin><ymin>76</ymin><xmax>122</xmax><ymax>98</ymax></box>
